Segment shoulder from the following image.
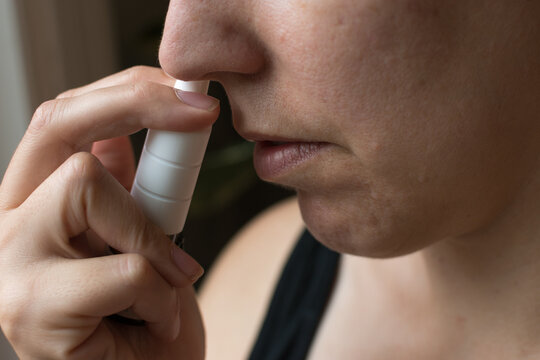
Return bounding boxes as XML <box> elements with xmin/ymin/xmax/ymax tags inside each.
<box><xmin>199</xmin><ymin>197</ymin><xmax>304</xmax><ymax>360</ymax></box>
<box><xmin>198</xmin><ymin>198</ymin><xmax>303</xmax><ymax>359</ymax></box>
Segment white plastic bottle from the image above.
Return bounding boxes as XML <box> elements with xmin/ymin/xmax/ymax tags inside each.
<box><xmin>109</xmin><ymin>80</ymin><xmax>211</xmax><ymax>325</ymax></box>
<box><xmin>130</xmin><ymin>80</ymin><xmax>211</xmax><ymax>247</ymax></box>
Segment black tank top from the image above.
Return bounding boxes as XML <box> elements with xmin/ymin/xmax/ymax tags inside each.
<box><xmin>248</xmin><ymin>230</ymin><xmax>340</xmax><ymax>360</ymax></box>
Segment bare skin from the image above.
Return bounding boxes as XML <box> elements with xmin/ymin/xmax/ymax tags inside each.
<box><xmin>199</xmin><ymin>198</ymin><xmax>303</xmax><ymax>360</ymax></box>
<box><xmin>176</xmin><ymin>0</ymin><xmax>540</xmax><ymax>357</ymax></box>
<box><xmin>2</xmin><ymin>0</ymin><xmax>540</xmax><ymax>358</ymax></box>
<box><xmin>0</xmin><ymin>67</ymin><xmax>218</xmax><ymax>359</ymax></box>
<box><xmin>201</xmin><ymin>192</ymin><xmax>540</xmax><ymax>359</ymax></box>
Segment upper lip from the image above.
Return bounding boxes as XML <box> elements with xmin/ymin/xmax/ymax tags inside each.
<box><xmin>229</xmin><ymin>102</ymin><xmax>329</xmax><ymax>144</ymax></box>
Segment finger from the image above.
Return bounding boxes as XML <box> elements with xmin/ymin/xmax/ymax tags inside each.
<box><xmin>56</xmin><ymin>66</ymin><xmax>175</xmax><ymax>99</ymax></box>
<box><xmin>91</xmin><ymin>137</ymin><xmax>136</xmax><ymax>191</ymax></box>
<box><xmin>16</xmin><ymin>152</ymin><xmax>203</xmax><ymax>287</ymax></box>
<box><xmin>41</xmin><ymin>255</ymin><xmax>181</xmax><ymax>342</ymax></box>
<box><xmin>0</xmin><ymin>81</ymin><xmax>219</xmax><ymax>210</ymax></box>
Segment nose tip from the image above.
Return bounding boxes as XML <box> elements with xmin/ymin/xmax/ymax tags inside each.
<box><xmin>158</xmin><ymin>39</ymin><xmax>204</xmax><ymax>81</ymax></box>
<box><xmin>159</xmin><ymin>3</ymin><xmax>265</xmax><ymax>81</ymax></box>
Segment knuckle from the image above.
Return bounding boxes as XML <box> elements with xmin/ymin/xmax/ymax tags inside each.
<box><xmin>131</xmin><ymin>219</ymin><xmax>158</xmax><ymax>253</ymax></box>
<box><xmin>0</xmin><ymin>280</ymin><xmax>34</xmax><ymax>343</ymax></box>
<box><xmin>63</xmin><ymin>152</ymin><xmax>104</xmax><ymax>187</ymax></box>
<box><xmin>0</xmin><ymin>307</ymin><xmax>23</xmax><ymax>343</ymax></box>
<box><xmin>60</xmin><ymin>153</ymin><xmax>105</xmax><ymax>228</ymax></box>
<box><xmin>122</xmin><ymin>65</ymin><xmax>152</xmax><ymax>83</ymax></box>
<box><xmin>29</xmin><ymin>100</ymin><xmax>61</xmax><ymax>134</ymax></box>
<box><xmin>0</xmin><ymin>214</ymin><xmax>17</xmax><ymax>253</ymax></box>
<box><xmin>121</xmin><ymin>254</ymin><xmax>153</xmax><ymax>288</ymax></box>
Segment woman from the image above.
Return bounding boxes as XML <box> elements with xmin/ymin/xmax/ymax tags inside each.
<box><xmin>1</xmin><ymin>0</ymin><xmax>540</xmax><ymax>358</ymax></box>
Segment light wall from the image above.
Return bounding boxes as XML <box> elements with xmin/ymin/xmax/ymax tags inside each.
<box><xmin>0</xmin><ymin>0</ymin><xmax>118</xmax><ymax>357</ymax></box>
<box><xmin>0</xmin><ymin>0</ymin><xmax>31</xmax><ymax>181</ymax></box>
<box><xmin>0</xmin><ymin>0</ymin><xmax>28</xmax><ymax>356</ymax></box>
<box><xmin>0</xmin><ymin>0</ymin><xmax>27</xmax><ymax>357</ymax></box>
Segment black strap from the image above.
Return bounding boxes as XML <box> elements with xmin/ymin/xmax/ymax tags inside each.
<box><xmin>249</xmin><ymin>230</ymin><xmax>340</xmax><ymax>360</ymax></box>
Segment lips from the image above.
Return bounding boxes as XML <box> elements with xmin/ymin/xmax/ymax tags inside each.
<box><xmin>253</xmin><ymin>140</ymin><xmax>328</xmax><ymax>180</ymax></box>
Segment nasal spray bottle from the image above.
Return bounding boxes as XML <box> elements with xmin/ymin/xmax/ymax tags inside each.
<box><xmin>110</xmin><ymin>80</ymin><xmax>211</xmax><ymax>325</ymax></box>
<box><xmin>131</xmin><ymin>79</ymin><xmax>211</xmax><ymax>248</ymax></box>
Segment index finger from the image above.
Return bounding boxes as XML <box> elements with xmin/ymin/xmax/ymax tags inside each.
<box><xmin>56</xmin><ymin>66</ymin><xmax>175</xmax><ymax>99</ymax></box>
<box><xmin>0</xmin><ymin>81</ymin><xmax>219</xmax><ymax>210</ymax></box>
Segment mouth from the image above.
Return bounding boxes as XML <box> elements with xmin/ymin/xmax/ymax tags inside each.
<box><xmin>253</xmin><ymin>140</ymin><xmax>329</xmax><ymax>180</ymax></box>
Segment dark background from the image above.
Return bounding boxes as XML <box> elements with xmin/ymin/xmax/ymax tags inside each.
<box><xmin>110</xmin><ymin>0</ymin><xmax>293</xmax><ymax>285</ymax></box>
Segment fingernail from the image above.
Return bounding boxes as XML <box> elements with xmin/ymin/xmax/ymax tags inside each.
<box><xmin>174</xmin><ymin>89</ymin><xmax>219</xmax><ymax>111</ymax></box>
<box><xmin>170</xmin><ymin>245</ymin><xmax>204</xmax><ymax>282</ymax></box>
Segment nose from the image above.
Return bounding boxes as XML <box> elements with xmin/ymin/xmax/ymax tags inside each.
<box><xmin>159</xmin><ymin>0</ymin><xmax>266</xmax><ymax>81</ymax></box>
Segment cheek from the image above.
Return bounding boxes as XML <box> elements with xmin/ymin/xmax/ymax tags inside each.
<box><xmin>259</xmin><ymin>1</ymin><xmax>464</xmax><ymax>254</ymax></box>
<box><xmin>258</xmin><ymin>0</ymin><xmax>537</xmax><ymax>256</ymax></box>
<box><xmin>301</xmin><ymin>119</ymin><xmax>533</xmax><ymax>258</ymax></box>
<box><xmin>263</xmin><ymin>0</ymin><xmax>460</xmax><ymax>134</ymax></box>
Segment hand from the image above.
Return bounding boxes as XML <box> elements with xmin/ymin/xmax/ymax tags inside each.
<box><xmin>0</xmin><ymin>66</ymin><xmax>219</xmax><ymax>359</ymax></box>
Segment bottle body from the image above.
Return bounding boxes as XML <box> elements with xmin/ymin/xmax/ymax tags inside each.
<box><xmin>131</xmin><ymin>127</ymin><xmax>211</xmax><ymax>235</ymax></box>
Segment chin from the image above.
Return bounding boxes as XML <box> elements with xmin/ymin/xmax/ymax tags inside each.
<box><xmin>297</xmin><ymin>191</ymin><xmax>431</xmax><ymax>259</ymax></box>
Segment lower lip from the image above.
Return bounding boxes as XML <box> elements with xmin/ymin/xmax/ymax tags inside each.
<box><xmin>253</xmin><ymin>141</ymin><xmax>328</xmax><ymax>179</ymax></box>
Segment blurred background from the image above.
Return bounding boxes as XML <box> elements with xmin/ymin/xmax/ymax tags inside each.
<box><xmin>0</xmin><ymin>0</ymin><xmax>292</xmax><ymax>356</ymax></box>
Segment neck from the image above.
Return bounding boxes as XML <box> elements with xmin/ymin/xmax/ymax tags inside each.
<box><xmin>341</xmin><ymin>172</ymin><xmax>540</xmax><ymax>358</ymax></box>
<box><xmin>418</xmin><ymin>174</ymin><xmax>540</xmax><ymax>355</ymax></box>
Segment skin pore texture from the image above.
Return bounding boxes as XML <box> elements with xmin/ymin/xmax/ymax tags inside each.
<box><xmin>0</xmin><ymin>0</ymin><xmax>539</xmax><ymax>359</ymax></box>
<box><xmin>160</xmin><ymin>0</ymin><xmax>540</xmax><ymax>358</ymax></box>
<box><xmin>161</xmin><ymin>0</ymin><xmax>540</xmax><ymax>257</ymax></box>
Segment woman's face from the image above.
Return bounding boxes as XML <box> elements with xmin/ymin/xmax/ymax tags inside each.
<box><xmin>160</xmin><ymin>0</ymin><xmax>540</xmax><ymax>257</ymax></box>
